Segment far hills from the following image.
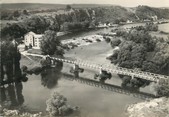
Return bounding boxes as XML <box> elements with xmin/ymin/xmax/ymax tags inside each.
<box><xmin>1</xmin><ymin>3</ymin><xmax>169</xmax><ymax>23</ymax></box>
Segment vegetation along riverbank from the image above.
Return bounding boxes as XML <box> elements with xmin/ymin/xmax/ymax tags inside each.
<box><xmin>1</xmin><ymin>3</ymin><xmax>169</xmax><ymax>117</ymax></box>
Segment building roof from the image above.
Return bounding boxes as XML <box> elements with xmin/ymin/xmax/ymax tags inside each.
<box><xmin>26</xmin><ymin>31</ymin><xmax>36</xmax><ymax>35</ymax></box>
<box><xmin>34</xmin><ymin>34</ymin><xmax>43</xmax><ymax>38</ymax></box>
<box><xmin>25</xmin><ymin>31</ymin><xmax>43</xmax><ymax>38</ymax></box>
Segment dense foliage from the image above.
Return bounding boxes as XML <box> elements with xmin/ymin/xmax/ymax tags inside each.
<box><xmin>110</xmin><ymin>38</ymin><xmax>121</xmax><ymax>48</ymax></box>
<box><xmin>110</xmin><ymin>25</ymin><xmax>169</xmax><ymax>90</ymax></box>
<box><xmin>40</xmin><ymin>30</ymin><xmax>64</xmax><ymax>56</ymax></box>
<box><xmin>1</xmin><ymin>23</ymin><xmax>28</xmax><ymax>40</ymax></box>
<box><xmin>46</xmin><ymin>91</ymin><xmax>78</xmax><ymax>116</ymax></box>
<box><xmin>136</xmin><ymin>5</ymin><xmax>169</xmax><ymax>20</ymax></box>
<box><xmin>135</xmin><ymin>23</ymin><xmax>158</xmax><ymax>31</ymax></box>
<box><xmin>1</xmin><ymin>5</ymin><xmax>169</xmax><ymax>41</ymax></box>
<box><xmin>1</xmin><ymin>8</ymin><xmax>96</xmax><ymax>40</ymax></box>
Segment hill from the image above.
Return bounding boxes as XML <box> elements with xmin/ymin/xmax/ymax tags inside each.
<box><xmin>1</xmin><ymin>4</ymin><xmax>169</xmax><ymax>23</ymax></box>
<box><xmin>1</xmin><ymin>3</ymin><xmax>67</xmax><ymax>10</ymax></box>
<box><xmin>135</xmin><ymin>5</ymin><xmax>169</xmax><ymax>20</ymax></box>
<box><xmin>0</xmin><ymin>3</ymin><xmax>112</xmax><ymax>10</ymax></box>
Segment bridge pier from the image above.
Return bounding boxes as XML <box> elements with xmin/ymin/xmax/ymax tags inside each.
<box><xmin>131</xmin><ymin>75</ymin><xmax>134</xmax><ymax>79</ymax></box>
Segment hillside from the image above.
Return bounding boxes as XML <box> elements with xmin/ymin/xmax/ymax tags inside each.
<box><xmin>94</xmin><ymin>6</ymin><xmax>137</xmax><ymax>23</ymax></box>
<box><xmin>1</xmin><ymin>4</ymin><xmax>169</xmax><ymax>24</ymax></box>
<box><xmin>0</xmin><ymin>3</ymin><xmax>111</xmax><ymax>10</ymax></box>
<box><xmin>135</xmin><ymin>5</ymin><xmax>169</xmax><ymax>20</ymax></box>
<box><xmin>90</xmin><ymin>5</ymin><xmax>169</xmax><ymax>23</ymax></box>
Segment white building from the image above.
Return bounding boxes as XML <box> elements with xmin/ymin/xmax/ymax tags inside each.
<box><xmin>24</xmin><ymin>31</ymin><xmax>43</xmax><ymax>49</ymax></box>
<box><xmin>126</xmin><ymin>20</ymin><xmax>133</xmax><ymax>24</ymax></box>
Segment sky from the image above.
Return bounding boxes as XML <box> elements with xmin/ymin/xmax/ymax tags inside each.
<box><xmin>1</xmin><ymin>0</ymin><xmax>169</xmax><ymax>7</ymax></box>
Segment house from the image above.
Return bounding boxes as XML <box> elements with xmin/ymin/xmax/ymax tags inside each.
<box><xmin>151</xmin><ymin>15</ymin><xmax>158</xmax><ymax>21</ymax></box>
<box><xmin>126</xmin><ymin>20</ymin><xmax>133</xmax><ymax>24</ymax></box>
<box><xmin>24</xmin><ymin>31</ymin><xmax>43</xmax><ymax>49</ymax></box>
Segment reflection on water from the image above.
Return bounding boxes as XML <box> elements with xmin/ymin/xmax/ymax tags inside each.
<box><xmin>40</xmin><ymin>60</ymin><xmax>63</xmax><ymax>89</ymax></box>
<box><xmin>1</xmin><ymin>43</ymin><xmax>26</xmax><ymax>109</ymax></box>
<box><xmin>22</xmin><ymin>66</ymin><xmax>145</xmax><ymax>117</ymax></box>
<box><xmin>0</xmin><ymin>82</ymin><xmax>24</xmax><ymax>108</ymax></box>
<box><xmin>41</xmin><ymin>67</ymin><xmax>62</xmax><ymax>89</ymax></box>
<box><xmin>21</xmin><ymin>23</ymin><xmax>169</xmax><ymax>117</ymax></box>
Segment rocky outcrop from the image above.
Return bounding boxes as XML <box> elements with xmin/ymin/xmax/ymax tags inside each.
<box><xmin>127</xmin><ymin>97</ymin><xmax>169</xmax><ymax>117</ymax></box>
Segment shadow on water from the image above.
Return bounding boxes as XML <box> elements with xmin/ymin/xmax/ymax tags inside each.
<box><xmin>40</xmin><ymin>67</ymin><xmax>62</xmax><ymax>89</ymax></box>
<box><xmin>0</xmin><ymin>82</ymin><xmax>24</xmax><ymax>109</ymax></box>
<box><xmin>27</xmin><ymin>59</ymin><xmax>63</xmax><ymax>89</ymax></box>
<box><xmin>39</xmin><ymin>59</ymin><xmax>63</xmax><ymax>89</ymax></box>
<box><xmin>1</xmin><ymin>43</ymin><xmax>26</xmax><ymax>109</ymax></box>
<box><xmin>62</xmin><ymin>73</ymin><xmax>157</xmax><ymax>100</ymax></box>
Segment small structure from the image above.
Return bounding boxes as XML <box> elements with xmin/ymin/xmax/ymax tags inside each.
<box><xmin>24</xmin><ymin>31</ymin><xmax>43</xmax><ymax>49</ymax></box>
<box><xmin>70</xmin><ymin>64</ymin><xmax>84</xmax><ymax>78</ymax></box>
<box><xmin>126</xmin><ymin>20</ymin><xmax>133</xmax><ymax>24</ymax></box>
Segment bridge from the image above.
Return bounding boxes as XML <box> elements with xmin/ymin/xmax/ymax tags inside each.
<box><xmin>62</xmin><ymin>73</ymin><xmax>157</xmax><ymax>100</ymax></box>
<box><xmin>22</xmin><ymin>52</ymin><xmax>169</xmax><ymax>85</ymax></box>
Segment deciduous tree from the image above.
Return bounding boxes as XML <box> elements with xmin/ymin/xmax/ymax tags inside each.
<box><xmin>40</xmin><ymin>30</ymin><xmax>64</xmax><ymax>56</ymax></box>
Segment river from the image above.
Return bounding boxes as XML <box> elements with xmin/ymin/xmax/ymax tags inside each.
<box><xmin>21</xmin><ymin>23</ymin><xmax>169</xmax><ymax>117</ymax></box>
<box><xmin>158</xmin><ymin>23</ymin><xmax>169</xmax><ymax>32</ymax></box>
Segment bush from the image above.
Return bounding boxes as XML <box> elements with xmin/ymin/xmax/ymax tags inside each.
<box><xmin>110</xmin><ymin>39</ymin><xmax>121</xmax><ymax>48</ymax></box>
<box><xmin>152</xmin><ymin>83</ymin><xmax>169</xmax><ymax>97</ymax></box>
<box><xmin>96</xmin><ymin>39</ymin><xmax>101</xmax><ymax>42</ymax></box>
<box><xmin>103</xmin><ymin>36</ymin><xmax>111</xmax><ymax>43</ymax></box>
<box><xmin>46</xmin><ymin>91</ymin><xmax>78</xmax><ymax>116</ymax></box>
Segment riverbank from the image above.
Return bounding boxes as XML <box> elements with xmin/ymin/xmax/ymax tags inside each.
<box><xmin>18</xmin><ymin>22</ymin><xmax>169</xmax><ymax>117</ymax></box>
<box><xmin>20</xmin><ymin>39</ymin><xmax>145</xmax><ymax>117</ymax></box>
<box><xmin>0</xmin><ymin>106</ymin><xmax>44</xmax><ymax>117</ymax></box>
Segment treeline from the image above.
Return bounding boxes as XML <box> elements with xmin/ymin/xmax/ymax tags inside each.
<box><xmin>136</xmin><ymin>5</ymin><xmax>169</xmax><ymax>20</ymax></box>
<box><xmin>1</xmin><ymin>5</ymin><xmax>169</xmax><ymax>22</ymax></box>
<box><xmin>93</xmin><ymin>6</ymin><xmax>137</xmax><ymax>23</ymax></box>
<box><xmin>1</xmin><ymin>10</ymin><xmax>29</xmax><ymax>20</ymax></box>
<box><xmin>115</xmin><ymin>23</ymin><xmax>158</xmax><ymax>37</ymax></box>
<box><xmin>135</xmin><ymin>22</ymin><xmax>158</xmax><ymax>31</ymax></box>
<box><xmin>1</xmin><ymin>8</ymin><xmax>97</xmax><ymax>42</ymax></box>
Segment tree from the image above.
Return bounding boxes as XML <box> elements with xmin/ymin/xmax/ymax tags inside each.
<box><xmin>55</xmin><ymin>15</ymin><xmax>62</xmax><ymax>31</ymax></box>
<box><xmin>112</xmin><ymin>27</ymin><xmax>169</xmax><ymax>89</ymax></box>
<box><xmin>66</xmin><ymin>5</ymin><xmax>72</xmax><ymax>11</ymax></box>
<box><xmin>1</xmin><ymin>23</ymin><xmax>28</xmax><ymax>39</ymax></box>
<box><xmin>114</xmin><ymin>19</ymin><xmax>120</xmax><ymax>24</ymax></box>
<box><xmin>152</xmin><ymin>83</ymin><xmax>169</xmax><ymax>97</ymax></box>
<box><xmin>13</xmin><ymin>10</ymin><xmax>20</xmax><ymax>17</ymax></box>
<box><xmin>48</xmin><ymin>19</ymin><xmax>60</xmax><ymax>32</ymax></box>
<box><xmin>25</xmin><ymin>16</ymin><xmax>50</xmax><ymax>34</ymax></box>
<box><xmin>46</xmin><ymin>91</ymin><xmax>78</xmax><ymax>116</ymax></box>
<box><xmin>1</xmin><ymin>40</ymin><xmax>19</xmax><ymax>64</ymax></box>
<box><xmin>23</xmin><ymin>10</ymin><xmax>29</xmax><ymax>15</ymax></box>
<box><xmin>40</xmin><ymin>30</ymin><xmax>64</xmax><ymax>56</ymax></box>
<box><xmin>141</xmin><ymin>61</ymin><xmax>160</xmax><ymax>73</ymax></box>
<box><xmin>110</xmin><ymin>38</ymin><xmax>121</xmax><ymax>48</ymax></box>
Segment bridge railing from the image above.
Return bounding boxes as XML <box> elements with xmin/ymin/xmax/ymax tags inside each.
<box><xmin>22</xmin><ymin>53</ymin><xmax>169</xmax><ymax>84</ymax></box>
